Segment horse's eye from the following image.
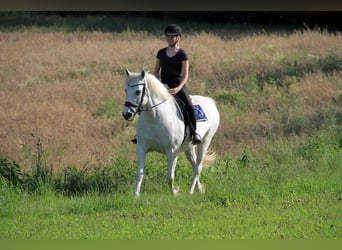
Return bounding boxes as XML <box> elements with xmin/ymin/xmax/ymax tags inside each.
<box><xmin>136</xmin><ymin>90</ymin><xmax>141</xmax><ymax>96</ymax></box>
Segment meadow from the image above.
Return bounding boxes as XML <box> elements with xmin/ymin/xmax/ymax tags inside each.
<box><xmin>0</xmin><ymin>12</ymin><xmax>341</xmax><ymax>239</ymax></box>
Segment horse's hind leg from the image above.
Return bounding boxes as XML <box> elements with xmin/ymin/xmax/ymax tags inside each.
<box><xmin>185</xmin><ymin>146</ymin><xmax>199</xmax><ymax>193</ymax></box>
<box><xmin>167</xmin><ymin>153</ymin><xmax>180</xmax><ymax>195</ymax></box>
<box><xmin>189</xmin><ymin>163</ymin><xmax>204</xmax><ymax>194</ymax></box>
<box><xmin>189</xmin><ymin>142</ymin><xmax>210</xmax><ymax>194</ymax></box>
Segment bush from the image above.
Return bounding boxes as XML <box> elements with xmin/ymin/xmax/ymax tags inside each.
<box><xmin>0</xmin><ymin>156</ymin><xmax>137</xmax><ymax>195</ymax></box>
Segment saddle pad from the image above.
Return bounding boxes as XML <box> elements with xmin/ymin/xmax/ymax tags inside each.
<box><xmin>194</xmin><ymin>104</ymin><xmax>207</xmax><ymax>122</ymax></box>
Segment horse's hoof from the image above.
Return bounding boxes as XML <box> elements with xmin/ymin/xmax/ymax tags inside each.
<box><xmin>198</xmin><ymin>185</ymin><xmax>205</xmax><ymax>194</ymax></box>
<box><xmin>172</xmin><ymin>187</ymin><xmax>180</xmax><ymax>195</ymax></box>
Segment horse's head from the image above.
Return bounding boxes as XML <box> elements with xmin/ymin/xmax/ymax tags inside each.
<box><xmin>122</xmin><ymin>69</ymin><xmax>149</xmax><ymax>121</ymax></box>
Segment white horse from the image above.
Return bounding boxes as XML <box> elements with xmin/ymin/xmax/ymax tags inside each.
<box><xmin>122</xmin><ymin>69</ymin><xmax>220</xmax><ymax>197</ymax></box>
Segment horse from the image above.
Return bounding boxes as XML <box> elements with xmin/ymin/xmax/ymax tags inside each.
<box><xmin>122</xmin><ymin>69</ymin><xmax>220</xmax><ymax>197</ymax></box>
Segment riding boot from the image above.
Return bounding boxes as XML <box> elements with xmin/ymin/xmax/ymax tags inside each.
<box><xmin>192</xmin><ymin>132</ymin><xmax>202</xmax><ymax>145</ymax></box>
<box><xmin>189</xmin><ymin>123</ymin><xmax>202</xmax><ymax>145</ymax></box>
<box><xmin>176</xmin><ymin>87</ymin><xmax>202</xmax><ymax>145</ymax></box>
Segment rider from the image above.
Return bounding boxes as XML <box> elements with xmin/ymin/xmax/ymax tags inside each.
<box><xmin>153</xmin><ymin>24</ymin><xmax>201</xmax><ymax>145</ymax></box>
<box><xmin>131</xmin><ymin>24</ymin><xmax>201</xmax><ymax>145</ymax></box>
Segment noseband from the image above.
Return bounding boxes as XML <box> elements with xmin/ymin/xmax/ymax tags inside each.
<box><xmin>124</xmin><ymin>80</ymin><xmax>148</xmax><ymax>115</ymax></box>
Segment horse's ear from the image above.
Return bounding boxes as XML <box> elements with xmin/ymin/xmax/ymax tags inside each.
<box><xmin>125</xmin><ymin>69</ymin><xmax>131</xmax><ymax>76</ymax></box>
<box><xmin>141</xmin><ymin>70</ymin><xmax>145</xmax><ymax>79</ymax></box>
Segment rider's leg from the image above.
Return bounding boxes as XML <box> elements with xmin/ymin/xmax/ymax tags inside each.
<box><xmin>176</xmin><ymin>88</ymin><xmax>202</xmax><ymax>145</ymax></box>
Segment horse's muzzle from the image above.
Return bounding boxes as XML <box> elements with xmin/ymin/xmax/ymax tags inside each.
<box><xmin>122</xmin><ymin>108</ymin><xmax>135</xmax><ymax>121</ymax></box>
<box><xmin>122</xmin><ymin>101</ymin><xmax>139</xmax><ymax>121</ymax></box>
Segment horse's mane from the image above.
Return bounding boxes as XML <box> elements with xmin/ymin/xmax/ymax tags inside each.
<box><xmin>145</xmin><ymin>73</ymin><xmax>175</xmax><ymax>104</ymax></box>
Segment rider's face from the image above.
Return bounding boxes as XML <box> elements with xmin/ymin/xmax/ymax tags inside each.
<box><xmin>165</xmin><ymin>34</ymin><xmax>179</xmax><ymax>45</ymax></box>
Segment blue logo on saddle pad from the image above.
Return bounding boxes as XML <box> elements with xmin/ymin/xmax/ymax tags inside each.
<box><xmin>194</xmin><ymin>104</ymin><xmax>207</xmax><ymax>121</ymax></box>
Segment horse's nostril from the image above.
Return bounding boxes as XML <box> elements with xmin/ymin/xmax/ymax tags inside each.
<box><xmin>123</xmin><ymin>111</ymin><xmax>133</xmax><ymax>120</ymax></box>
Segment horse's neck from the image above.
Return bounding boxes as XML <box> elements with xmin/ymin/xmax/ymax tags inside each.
<box><xmin>140</xmin><ymin>85</ymin><xmax>184</xmax><ymax>144</ymax></box>
<box><xmin>144</xmin><ymin>78</ymin><xmax>177</xmax><ymax>119</ymax></box>
<box><xmin>142</xmin><ymin>93</ymin><xmax>175</xmax><ymax>123</ymax></box>
<box><xmin>149</xmin><ymin>94</ymin><xmax>170</xmax><ymax>112</ymax></box>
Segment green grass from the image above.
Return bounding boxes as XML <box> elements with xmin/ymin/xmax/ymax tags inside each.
<box><xmin>0</xmin><ymin>182</ymin><xmax>340</xmax><ymax>239</ymax></box>
<box><xmin>1</xmin><ymin>127</ymin><xmax>341</xmax><ymax>239</ymax></box>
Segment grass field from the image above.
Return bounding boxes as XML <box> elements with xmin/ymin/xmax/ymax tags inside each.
<box><xmin>0</xmin><ymin>12</ymin><xmax>341</xmax><ymax>239</ymax></box>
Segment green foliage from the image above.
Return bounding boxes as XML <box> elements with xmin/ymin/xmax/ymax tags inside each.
<box><xmin>225</xmin><ymin>51</ymin><xmax>342</xmax><ymax>92</ymax></box>
<box><xmin>0</xmin><ymin>129</ymin><xmax>55</xmax><ymax>192</ymax></box>
<box><xmin>93</xmin><ymin>98</ymin><xmax>120</xmax><ymax>119</ymax></box>
<box><xmin>1</xmin><ymin>125</ymin><xmax>341</xmax><ymax>238</ymax></box>
<box><xmin>319</xmin><ymin>50</ymin><xmax>342</xmax><ymax>73</ymax></box>
<box><xmin>254</xmin><ymin>52</ymin><xmax>342</xmax><ymax>91</ymax></box>
<box><xmin>217</xmin><ymin>90</ymin><xmax>249</xmax><ymax>111</ymax></box>
<box><xmin>54</xmin><ymin>158</ymin><xmax>136</xmax><ymax>195</ymax></box>
<box><xmin>0</xmin><ymin>157</ymin><xmax>137</xmax><ymax>195</ymax></box>
<box><xmin>284</xmin><ymin>111</ymin><xmax>338</xmax><ymax>136</ymax></box>
<box><xmin>2</xmin><ymin>124</ymin><xmax>340</xmax><ymax>199</ymax></box>
<box><xmin>0</xmin><ymin>157</ymin><xmax>28</xmax><ymax>187</ymax></box>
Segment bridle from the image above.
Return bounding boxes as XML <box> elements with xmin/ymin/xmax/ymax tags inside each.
<box><xmin>124</xmin><ymin>81</ymin><xmax>148</xmax><ymax>115</ymax></box>
<box><xmin>124</xmin><ymin>77</ymin><xmax>169</xmax><ymax>116</ymax></box>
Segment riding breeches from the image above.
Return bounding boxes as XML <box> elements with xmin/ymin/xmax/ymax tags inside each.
<box><xmin>176</xmin><ymin>87</ymin><xmax>197</xmax><ymax>134</ymax></box>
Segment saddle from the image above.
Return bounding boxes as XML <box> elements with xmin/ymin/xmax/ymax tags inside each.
<box><xmin>175</xmin><ymin>96</ymin><xmax>207</xmax><ymax>126</ymax></box>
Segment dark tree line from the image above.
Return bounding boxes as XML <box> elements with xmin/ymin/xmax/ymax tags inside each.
<box><xmin>4</xmin><ymin>11</ymin><xmax>341</xmax><ymax>31</ymax></box>
<box><xmin>56</xmin><ymin>11</ymin><xmax>342</xmax><ymax>30</ymax></box>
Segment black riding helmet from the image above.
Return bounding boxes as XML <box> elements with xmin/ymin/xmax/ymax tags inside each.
<box><xmin>164</xmin><ymin>24</ymin><xmax>182</xmax><ymax>36</ymax></box>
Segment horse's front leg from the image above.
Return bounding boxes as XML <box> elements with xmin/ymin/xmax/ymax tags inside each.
<box><xmin>167</xmin><ymin>153</ymin><xmax>180</xmax><ymax>195</ymax></box>
<box><xmin>135</xmin><ymin>145</ymin><xmax>147</xmax><ymax>197</ymax></box>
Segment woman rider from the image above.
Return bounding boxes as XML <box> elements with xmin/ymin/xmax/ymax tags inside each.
<box><xmin>153</xmin><ymin>24</ymin><xmax>201</xmax><ymax>145</ymax></box>
<box><xmin>131</xmin><ymin>24</ymin><xmax>201</xmax><ymax>145</ymax></box>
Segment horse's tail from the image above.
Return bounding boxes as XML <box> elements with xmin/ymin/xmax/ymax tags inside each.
<box><xmin>202</xmin><ymin>149</ymin><xmax>217</xmax><ymax>169</ymax></box>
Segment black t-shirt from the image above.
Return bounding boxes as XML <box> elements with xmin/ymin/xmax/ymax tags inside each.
<box><xmin>156</xmin><ymin>47</ymin><xmax>188</xmax><ymax>88</ymax></box>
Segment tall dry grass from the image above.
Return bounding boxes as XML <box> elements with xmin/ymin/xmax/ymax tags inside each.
<box><xmin>0</xmin><ymin>32</ymin><xmax>152</xmax><ymax>170</ymax></box>
<box><xmin>0</xmin><ymin>26</ymin><xmax>341</xmax><ymax>171</ymax></box>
